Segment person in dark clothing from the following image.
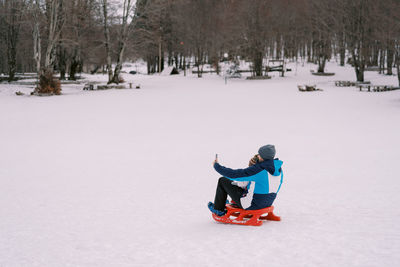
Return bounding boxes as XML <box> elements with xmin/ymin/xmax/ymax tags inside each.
<box><xmin>208</xmin><ymin>145</ymin><xmax>283</xmax><ymax>216</ymax></box>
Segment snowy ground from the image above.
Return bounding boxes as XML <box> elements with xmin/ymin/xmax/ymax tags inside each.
<box><xmin>1</xmin><ymin>62</ymin><xmax>400</xmax><ymax>267</ymax></box>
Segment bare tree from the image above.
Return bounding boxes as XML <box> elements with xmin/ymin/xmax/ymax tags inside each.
<box><xmin>27</xmin><ymin>0</ymin><xmax>65</xmax><ymax>95</ymax></box>
<box><xmin>375</xmin><ymin>0</ymin><xmax>398</xmax><ymax>76</ymax></box>
<box><xmin>132</xmin><ymin>0</ymin><xmax>170</xmax><ymax>74</ymax></box>
<box><xmin>395</xmin><ymin>41</ymin><xmax>400</xmax><ymax>86</ymax></box>
<box><xmin>110</xmin><ymin>0</ymin><xmax>134</xmax><ymax>83</ymax></box>
<box><xmin>0</xmin><ymin>0</ymin><xmax>25</xmax><ymax>81</ymax></box>
<box><xmin>44</xmin><ymin>0</ymin><xmax>65</xmax><ymax>71</ymax></box>
<box><xmin>309</xmin><ymin>0</ymin><xmax>334</xmax><ymax>73</ymax></box>
<box><xmin>342</xmin><ymin>0</ymin><xmax>376</xmax><ymax>82</ymax></box>
<box><xmin>184</xmin><ymin>0</ymin><xmax>218</xmax><ymax>77</ymax></box>
<box><xmin>236</xmin><ymin>0</ymin><xmax>270</xmax><ymax>77</ymax></box>
<box><xmin>29</xmin><ymin>0</ymin><xmax>42</xmax><ymax>78</ymax></box>
<box><xmin>390</xmin><ymin>0</ymin><xmax>400</xmax><ymax>86</ymax></box>
<box><xmin>100</xmin><ymin>0</ymin><xmax>114</xmax><ymax>82</ymax></box>
<box><xmin>60</xmin><ymin>0</ymin><xmax>99</xmax><ymax>80</ymax></box>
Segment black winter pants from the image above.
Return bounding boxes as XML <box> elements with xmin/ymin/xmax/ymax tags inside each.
<box><xmin>214</xmin><ymin>177</ymin><xmax>244</xmax><ymax>211</ymax></box>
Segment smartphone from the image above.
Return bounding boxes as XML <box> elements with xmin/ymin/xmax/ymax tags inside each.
<box><xmin>215</xmin><ymin>154</ymin><xmax>218</xmax><ymax>160</ymax></box>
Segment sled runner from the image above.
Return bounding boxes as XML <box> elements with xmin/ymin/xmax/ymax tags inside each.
<box><xmin>211</xmin><ymin>204</ymin><xmax>281</xmax><ymax>226</ymax></box>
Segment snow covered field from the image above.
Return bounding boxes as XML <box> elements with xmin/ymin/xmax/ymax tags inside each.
<box><xmin>1</xmin><ymin>63</ymin><xmax>399</xmax><ymax>266</ymax></box>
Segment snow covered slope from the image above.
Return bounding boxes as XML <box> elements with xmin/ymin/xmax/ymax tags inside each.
<box><xmin>1</xmin><ymin>62</ymin><xmax>399</xmax><ymax>266</ymax></box>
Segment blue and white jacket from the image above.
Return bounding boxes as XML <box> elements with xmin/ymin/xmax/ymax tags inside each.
<box><xmin>214</xmin><ymin>159</ymin><xmax>283</xmax><ymax>210</ymax></box>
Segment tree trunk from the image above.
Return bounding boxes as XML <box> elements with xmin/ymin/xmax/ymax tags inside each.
<box><xmin>397</xmin><ymin>63</ymin><xmax>400</xmax><ymax>87</ymax></box>
<box><xmin>146</xmin><ymin>55</ymin><xmax>157</xmax><ymax>74</ymax></box>
<box><xmin>396</xmin><ymin>48</ymin><xmax>400</xmax><ymax>86</ymax></box>
<box><xmin>69</xmin><ymin>59</ymin><xmax>79</xmax><ymax>80</ymax></box>
<box><xmin>339</xmin><ymin>31</ymin><xmax>345</xmax><ymax>66</ymax></box>
<box><xmin>379</xmin><ymin>49</ymin><xmax>385</xmax><ymax>74</ymax></box>
<box><xmin>158</xmin><ymin>36</ymin><xmax>162</xmax><ymax>73</ymax></box>
<box><xmin>214</xmin><ymin>56</ymin><xmax>220</xmax><ymax>75</ymax></box>
<box><xmin>68</xmin><ymin>46</ymin><xmax>80</xmax><ymax>80</ymax></box>
<box><xmin>4</xmin><ymin>0</ymin><xmax>23</xmax><ymax>82</ymax></box>
<box><xmin>57</xmin><ymin>43</ymin><xmax>66</xmax><ymax>80</ymax></box>
<box><xmin>276</xmin><ymin>37</ymin><xmax>282</xmax><ymax>59</ymax></box>
<box><xmin>351</xmin><ymin>40</ymin><xmax>366</xmax><ymax>82</ymax></box>
<box><xmin>102</xmin><ymin>0</ymin><xmax>113</xmax><ymax>83</ymax></box>
<box><xmin>179</xmin><ymin>54</ymin><xmax>183</xmax><ymax>69</ymax></box>
<box><xmin>387</xmin><ymin>45</ymin><xmax>394</xmax><ymax>75</ymax></box>
<box><xmin>371</xmin><ymin>43</ymin><xmax>379</xmax><ymax>66</ymax></box>
<box><xmin>161</xmin><ymin>53</ymin><xmax>164</xmax><ymax>71</ymax></box>
<box><xmin>30</xmin><ymin>0</ymin><xmax>42</xmax><ymax>81</ymax></box>
<box><xmin>196</xmin><ymin>48</ymin><xmax>203</xmax><ymax>78</ymax></box>
<box><xmin>355</xmin><ymin>66</ymin><xmax>364</xmax><ymax>82</ymax></box>
<box><xmin>252</xmin><ymin>51</ymin><xmax>263</xmax><ymax>77</ymax></box>
<box><xmin>339</xmin><ymin>48</ymin><xmax>345</xmax><ymax>66</ymax></box>
<box><xmin>174</xmin><ymin>55</ymin><xmax>178</xmax><ymax>69</ymax></box>
<box><xmin>0</xmin><ymin>53</ymin><xmax>4</xmax><ymax>75</ymax></box>
<box><xmin>183</xmin><ymin>56</ymin><xmax>186</xmax><ymax>76</ymax></box>
<box><xmin>44</xmin><ymin>0</ymin><xmax>64</xmax><ymax>71</ymax></box>
<box><xmin>111</xmin><ymin>0</ymin><xmax>133</xmax><ymax>84</ymax></box>
<box><xmin>111</xmin><ymin>40</ymin><xmax>125</xmax><ymax>83</ymax></box>
<box><xmin>353</xmin><ymin>53</ymin><xmax>365</xmax><ymax>82</ymax></box>
<box><xmin>307</xmin><ymin>41</ymin><xmax>313</xmax><ymax>63</ymax></box>
<box><xmin>33</xmin><ymin>22</ymin><xmax>41</xmax><ymax>76</ymax></box>
<box><xmin>317</xmin><ymin>56</ymin><xmax>327</xmax><ymax>73</ymax></box>
<box><xmin>7</xmin><ymin>39</ymin><xmax>17</xmax><ymax>82</ymax></box>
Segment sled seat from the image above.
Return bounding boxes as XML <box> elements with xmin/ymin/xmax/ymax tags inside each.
<box><xmin>211</xmin><ymin>204</ymin><xmax>281</xmax><ymax>226</ymax></box>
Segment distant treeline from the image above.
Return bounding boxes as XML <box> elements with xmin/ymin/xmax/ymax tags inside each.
<box><xmin>0</xmin><ymin>0</ymin><xmax>399</xmax><ymax>84</ymax></box>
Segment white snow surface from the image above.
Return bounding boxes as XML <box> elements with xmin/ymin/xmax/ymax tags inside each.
<box><xmin>1</xmin><ymin>62</ymin><xmax>400</xmax><ymax>266</ymax></box>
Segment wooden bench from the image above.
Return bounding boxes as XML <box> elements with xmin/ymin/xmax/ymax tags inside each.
<box><xmin>335</xmin><ymin>80</ymin><xmax>356</xmax><ymax>87</ymax></box>
<box><xmin>83</xmin><ymin>83</ymin><xmax>127</xmax><ymax>90</ymax></box>
<box><xmin>298</xmin><ymin>84</ymin><xmax>323</xmax><ymax>92</ymax></box>
<box><xmin>359</xmin><ymin>85</ymin><xmax>400</xmax><ymax>92</ymax></box>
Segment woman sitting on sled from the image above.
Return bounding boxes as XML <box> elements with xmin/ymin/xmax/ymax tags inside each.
<box><xmin>208</xmin><ymin>144</ymin><xmax>283</xmax><ymax>216</ymax></box>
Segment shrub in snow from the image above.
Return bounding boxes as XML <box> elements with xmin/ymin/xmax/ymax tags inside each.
<box><xmin>35</xmin><ymin>70</ymin><xmax>61</xmax><ymax>95</ymax></box>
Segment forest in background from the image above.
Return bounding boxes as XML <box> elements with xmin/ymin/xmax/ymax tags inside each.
<box><xmin>0</xmin><ymin>0</ymin><xmax>399</xmax><ymax>89</ymax></box>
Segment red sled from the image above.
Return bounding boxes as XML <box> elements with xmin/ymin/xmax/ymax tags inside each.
<box><xmin>212</xmin><ymin>204</ymin><xmax>281</xmax><ymax>226</ymax></box>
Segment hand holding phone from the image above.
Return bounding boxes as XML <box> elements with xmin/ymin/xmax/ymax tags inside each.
<box><xmin>213</xmin><ymin>153</ymin><xmax>219</xmax><ymax>165</ymax></box>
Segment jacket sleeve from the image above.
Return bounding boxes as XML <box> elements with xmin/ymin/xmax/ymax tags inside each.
<box><xmin>213</xmin><ymin>162</ymin><xmax>262</xmax><ymax>182</ymax></box>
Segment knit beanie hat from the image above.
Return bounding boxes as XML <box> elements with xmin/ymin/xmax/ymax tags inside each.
<box><xmin>258</xmin><ymin>144</ymin><xmax>276</xmax><ymax>160</ymax></box>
